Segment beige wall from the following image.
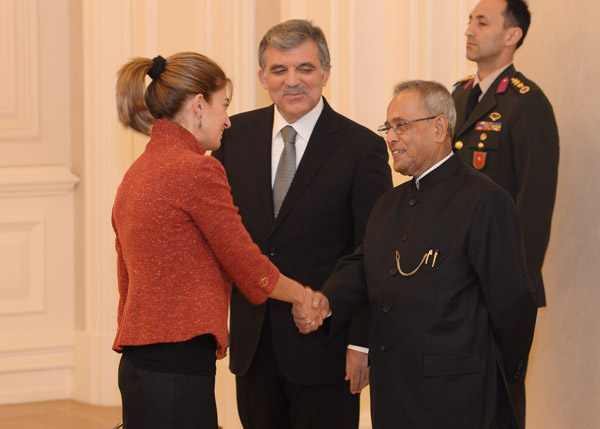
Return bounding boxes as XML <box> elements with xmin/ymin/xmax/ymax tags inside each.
<box><xmin>0</xmin><ymin>0</ymin><xmax>598</xmax><ymax>427</ymax></box>
<box><xmin>517</xmin><ymin>1</ymin><xmax>600</xmax><ymax>427</ymax></box>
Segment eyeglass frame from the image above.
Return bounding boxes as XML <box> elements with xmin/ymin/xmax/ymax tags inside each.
<box><xmin>377</xmin><ymin>115</ymin><xmax>439</xmax><ymax>138</ymax></box>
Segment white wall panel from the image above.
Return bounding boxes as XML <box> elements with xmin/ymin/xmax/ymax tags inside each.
<box><xmin>0</xmin><ymin>333</ymin><xmax>74</xmax><ymax>403</ymax></box>
<box><xmin>0</xmin><ymin>0</ymin><xmax>39</xmax><ymax>138</ymax></box>
<box><xmin>0</xmin><ymin>215</ymin><xmax>45</xmax><ymax>315</ymax></box>
<box><xmin>0</xmin><ymin>166</ymin><xmax>78</xmax><ymax>405</ymax></box>
<box><xmin>0</xmin><ymin>0</ymin><xmax>73</xmax><ymax>166</ymax></box>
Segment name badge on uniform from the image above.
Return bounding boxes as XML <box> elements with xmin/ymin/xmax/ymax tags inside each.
<box><xmin>475</xmin><ymin>121</ymin><xmax>502</xmax><ymax>132</ymax></box>
<box><xmin>473</xmin><ymin>151</ymin><xmax>487</xmax><ymax>170</ymax></box>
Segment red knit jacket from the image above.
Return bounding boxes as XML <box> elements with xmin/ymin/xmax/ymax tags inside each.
<box><xmin>112</xmin><ymin>119</ymin><xmax>278</xmax><ymax>354</ymax></box>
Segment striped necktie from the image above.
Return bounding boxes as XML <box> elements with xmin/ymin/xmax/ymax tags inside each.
<box><xmin>273</xmin><ymin>125</ymin><xmax>297</xmax><ymax>218</ymax></box>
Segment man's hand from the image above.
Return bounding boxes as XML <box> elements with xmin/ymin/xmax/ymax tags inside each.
<box><xmin>345</xmin><ymin>348</ymin><xmax>369</xmax><ymax>393</ymax></box>
<box><xmin>292</xmin><ymin>287</ymin><xmax>330</xmax><ymax>334</ymax></box>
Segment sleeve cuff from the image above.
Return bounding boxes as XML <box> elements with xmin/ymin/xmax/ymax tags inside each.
<box><xmin>347</xmin><ymin>344</ymin><xmax>369</xmax><ymax>354</ymax></box>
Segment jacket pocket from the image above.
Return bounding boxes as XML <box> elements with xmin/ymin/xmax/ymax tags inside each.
<box><xmin>423</xmin><ymin>351</ymin><xmax>480</xmax><ymax>377</ymax></box>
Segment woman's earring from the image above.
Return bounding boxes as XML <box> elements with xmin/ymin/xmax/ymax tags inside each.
<box><xmin>198</xmin><ymin>115</ymin><xmax>203</xmax><ymax>128</ymax></box>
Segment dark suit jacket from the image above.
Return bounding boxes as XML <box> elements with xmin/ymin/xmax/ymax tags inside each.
<box><xmin>212</xmin><ymin>98</ymin><xmax>392</xmax><ymax>385</ymax></box>
<box><xmin>324</xmin><ymin>153</ymin><xmax>537</xmax><ymax>428</ymax></box>
<box><xmin>453</xmin><ymin>65</ymin><xmax>559</xmax><ymax>307</ymax></box>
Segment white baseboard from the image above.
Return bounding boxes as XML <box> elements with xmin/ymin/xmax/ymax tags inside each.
<box><xmin>0</xmin><ymin>333</ymin><xmax>74</xmax><ymax>405</ymax></box>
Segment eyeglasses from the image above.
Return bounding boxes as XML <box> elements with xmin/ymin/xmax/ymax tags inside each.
<box><xmin>377</xmin><ymin>116</ymin><xmax>438</xmax><ymax>137</ymax></box>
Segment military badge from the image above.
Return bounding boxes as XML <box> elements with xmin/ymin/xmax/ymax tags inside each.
<box><xmin>520</xmin><ymin>86</ymin><xmax>530</xmax><ymax>94</ymax></box>
<box><xmin>475</xmin><ymin>121</ymin><xmax>502</xmax><ymax>132</ymax></box>
<box><xmin>473</xmin><ymin>151</ymin><xmax>486</xmax><ymax>170</ymax></box>
<box><xmin>489</xmin><ymin>112</ymin><xmax>501</xmax><ymax>121</ymax></box>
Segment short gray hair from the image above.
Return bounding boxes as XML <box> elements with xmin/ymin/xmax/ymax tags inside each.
<box><xmin>393</xmin><ymin>80</ymin><xmax>457</xmax><ymax>137</ymax></box>
<box><xmin>258</xmin><ymin>19</ymin><xmax>331</xmax><ymax>71</ymax></box>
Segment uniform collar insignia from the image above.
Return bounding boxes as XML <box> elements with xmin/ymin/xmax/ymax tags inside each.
<box><xmin>496</xmin><ymin>76</ymin><xmax>509</xmax><ymax>94</ymax></box>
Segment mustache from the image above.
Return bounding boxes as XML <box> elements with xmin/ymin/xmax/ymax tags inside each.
<box><xmin>282</xmin><ymin>85</ymin><xmax>309</xmax><ymax>96</ymax></box>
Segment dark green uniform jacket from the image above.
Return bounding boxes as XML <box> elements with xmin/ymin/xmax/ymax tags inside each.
<box><xmin>453</xmin><ymin>64</ymin><xmax>559</xmax><ymax>308</ymax></box>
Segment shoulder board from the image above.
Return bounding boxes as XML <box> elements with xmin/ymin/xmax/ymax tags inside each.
<box><xmin>509</xmin><ymin>74</ymin><xmax>532</xmax><ymax>95</ymax></box>
<box><xmin>453</xmin><ymin>75</ymin><xmax>475</xmax><ymax>93</ymax></box>
<box><xmin>455</xmin><ymin>74</ymin><xmax>475</xmax><ymax>84</ymax></box>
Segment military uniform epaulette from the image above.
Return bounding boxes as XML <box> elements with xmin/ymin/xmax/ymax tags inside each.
<box><xmin>454</xmin><ymin>74</ymin><xmax>475</xmax><ymax>85</ymax></box>
<box><xmin>452</xmin><ymin>74</ymin><xmax>476</xmax><ymax>93</ymax></box>
<box><xmin>508</xmin><ymin>73</ymin><xmax>532</xmax><ymax>95</ymax></box>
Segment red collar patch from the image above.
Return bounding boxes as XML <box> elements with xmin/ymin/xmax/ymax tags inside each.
<box><xmin>496</xmin><ymin>76</ymin><xmax>509</xmax><ymax>94</ymax></box>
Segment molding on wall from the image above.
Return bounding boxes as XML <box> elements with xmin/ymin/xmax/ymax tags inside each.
<box><xmin>0</xmin><ymin>332</ymin><xmax>74</xmax><ymax>404</ymax></box>
<box><xmin>74</xmin><ymin>0</ymin><xmax>130</xmax><ymax>406</ymax></box>
<box><xmin>0</xmin><ymin>0</ymin><xmax>40</xmax><ymax>139</ymax></box>
<box><xmin>0</xmin><ymin>214</ymin><xmax>45</xmax><ymax>315</ymax></box>
<box><xmin>0</xmin><ymin>333</ymin><xmax>74</xmax><ymax>372</ymax></box>
<box><xmin>0</xmin><ymin>166</ymin><xmax>79</xmax><ymax>198</ymax></box>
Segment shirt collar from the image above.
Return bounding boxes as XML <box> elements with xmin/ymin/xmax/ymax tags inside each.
<box><xmin>414</xmin><ymin>151</ymin><xmax>453</xmax><ymax>189</ymax></box>
<box><xmin>272</xmin><ymin>97</ymin><xmax>324</xmax><ymax>141</ymax></box>
<box><xmin>475</xmin><ymin>62</ymin><xmax>512</xmax><ymax>98</ymax></box>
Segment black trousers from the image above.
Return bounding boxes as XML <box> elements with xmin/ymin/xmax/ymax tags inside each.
<box><xmin>118</xmin><ymin>355</ymin><xmax>218</xmax><ymax>429</ymax></box>
<box><xmin>235</xmin><ymin>317</ymin><xmax>360</xmax><ymax>429</ymax></box>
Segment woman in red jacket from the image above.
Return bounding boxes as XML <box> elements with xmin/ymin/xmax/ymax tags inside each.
<box><xmin>113</xmin><ymin>52</ymin><xmax>324</xmax><ymax>429</ymax></box>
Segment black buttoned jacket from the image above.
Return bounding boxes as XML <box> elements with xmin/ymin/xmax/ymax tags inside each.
<box><xmin>324</xmin><ymin>153</ymin><xmax>537</xmax><ymax>428</ymax></box>
<box><xmin>212</xmin><ymin>98</ymin><xmax>392</xmax><ymax>385</ymax></box>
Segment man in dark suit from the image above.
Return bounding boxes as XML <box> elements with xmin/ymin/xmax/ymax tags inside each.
<box><xmin>212</xmin><ymin>19</ymin><xmax>392</xmax><ymax>429</ymax></box>
<box><xmin>296</xmin><ymin>80</ymin><xmax>537</xmax><ymax>428</ymax></box>
<box><xmin>452</xmin><ymin>1</ymin><xmax>559</xmax><ymax>424</ymax></box>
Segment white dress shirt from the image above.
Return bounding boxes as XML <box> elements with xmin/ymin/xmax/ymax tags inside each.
<box><xmin>271</xmin><ymin>97</ymin><xmax>324</xmax><ymax>186</ymax></box>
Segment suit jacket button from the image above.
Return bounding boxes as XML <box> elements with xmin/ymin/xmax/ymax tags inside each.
<box><xmin>382</xmin><ymin>305</ymin><xmax>390</xmax><ymax>313</ymax></box>
<box><xmin>402</xmin><ymin>234</ymin><xmax>409</xmax><ymax>242</ymax></box>
<box><xmin>409</xmin><ymin>198</ymin><xmax>417</xmax><ymax>206</ymax></box>
<box><xmin>380</xmin><ymin>345</ymin><xmax>388</xmax><ymax>352</ymax></box>
<box><xmin>269</xmin><ymin>248</ymin><xmax>276</xmax><ymax>256</ymax></box>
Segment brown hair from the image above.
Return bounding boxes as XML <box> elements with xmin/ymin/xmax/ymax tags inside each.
<box><xmin>116</xmin><ymin>52</ymin><xmax>232</xmax><ymax>135</ymax></box>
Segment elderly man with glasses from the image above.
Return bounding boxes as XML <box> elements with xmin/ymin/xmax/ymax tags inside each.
<box><xmin>295</xmin><ymin>80</ymin><xmax>538</xmax><ymax>429</ymax></box>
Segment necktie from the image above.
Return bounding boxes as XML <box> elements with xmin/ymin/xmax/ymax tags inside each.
<box><xmin>466</xmin><ymin>84</ymin><xmax>482</xmax><ymax>117</ymax></box>
<box><xmin>273</xmin><ymin>125</ymin><xmax>297</xmax><ymax>218</ymax></box>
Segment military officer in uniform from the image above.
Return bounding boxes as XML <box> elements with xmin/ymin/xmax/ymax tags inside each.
<box><xmin>452</xmin><ymin>1</ymin><xmax>559</xmax><ymax>426</ymax></box>
<box><xmin>453</xmin><ymin>0</ymin><xmax>559</xmax><ymax>307</ymax></box>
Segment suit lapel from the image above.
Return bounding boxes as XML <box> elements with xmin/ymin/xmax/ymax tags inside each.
<box><xmin>248</xmin><ymin>106</ymin><xmax>277</xmax><ymax>225</ymax></box>
<box><xmin>457</xmin><ymin>65</ymin><xmax>516</xmax><ymax>136</ymax></box>
<box><xmin>459</xmin><ymin>92</ymin><xmax>497</xmax><ymax>134</ymax></box>
<box><xmin>454</xmin><ymin>84</ymin><xmax>471</xmax><ymax>134</ymax></box>
<box><xmin>272</xmin><ymin>99</ymin><xmax>340</xmax><ymax>229</ymax></box>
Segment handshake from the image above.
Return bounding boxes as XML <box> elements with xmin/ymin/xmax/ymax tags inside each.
<box><xmin>292</xmin><ymin>287</ymin><xmax>331</xmax><ymax>334</ymax></box>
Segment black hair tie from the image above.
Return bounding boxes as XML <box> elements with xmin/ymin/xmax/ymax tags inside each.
<box><xmin>147</xmin><ymin>55</ymin><xmax>166</xmax><ymax>80</ymax></box>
